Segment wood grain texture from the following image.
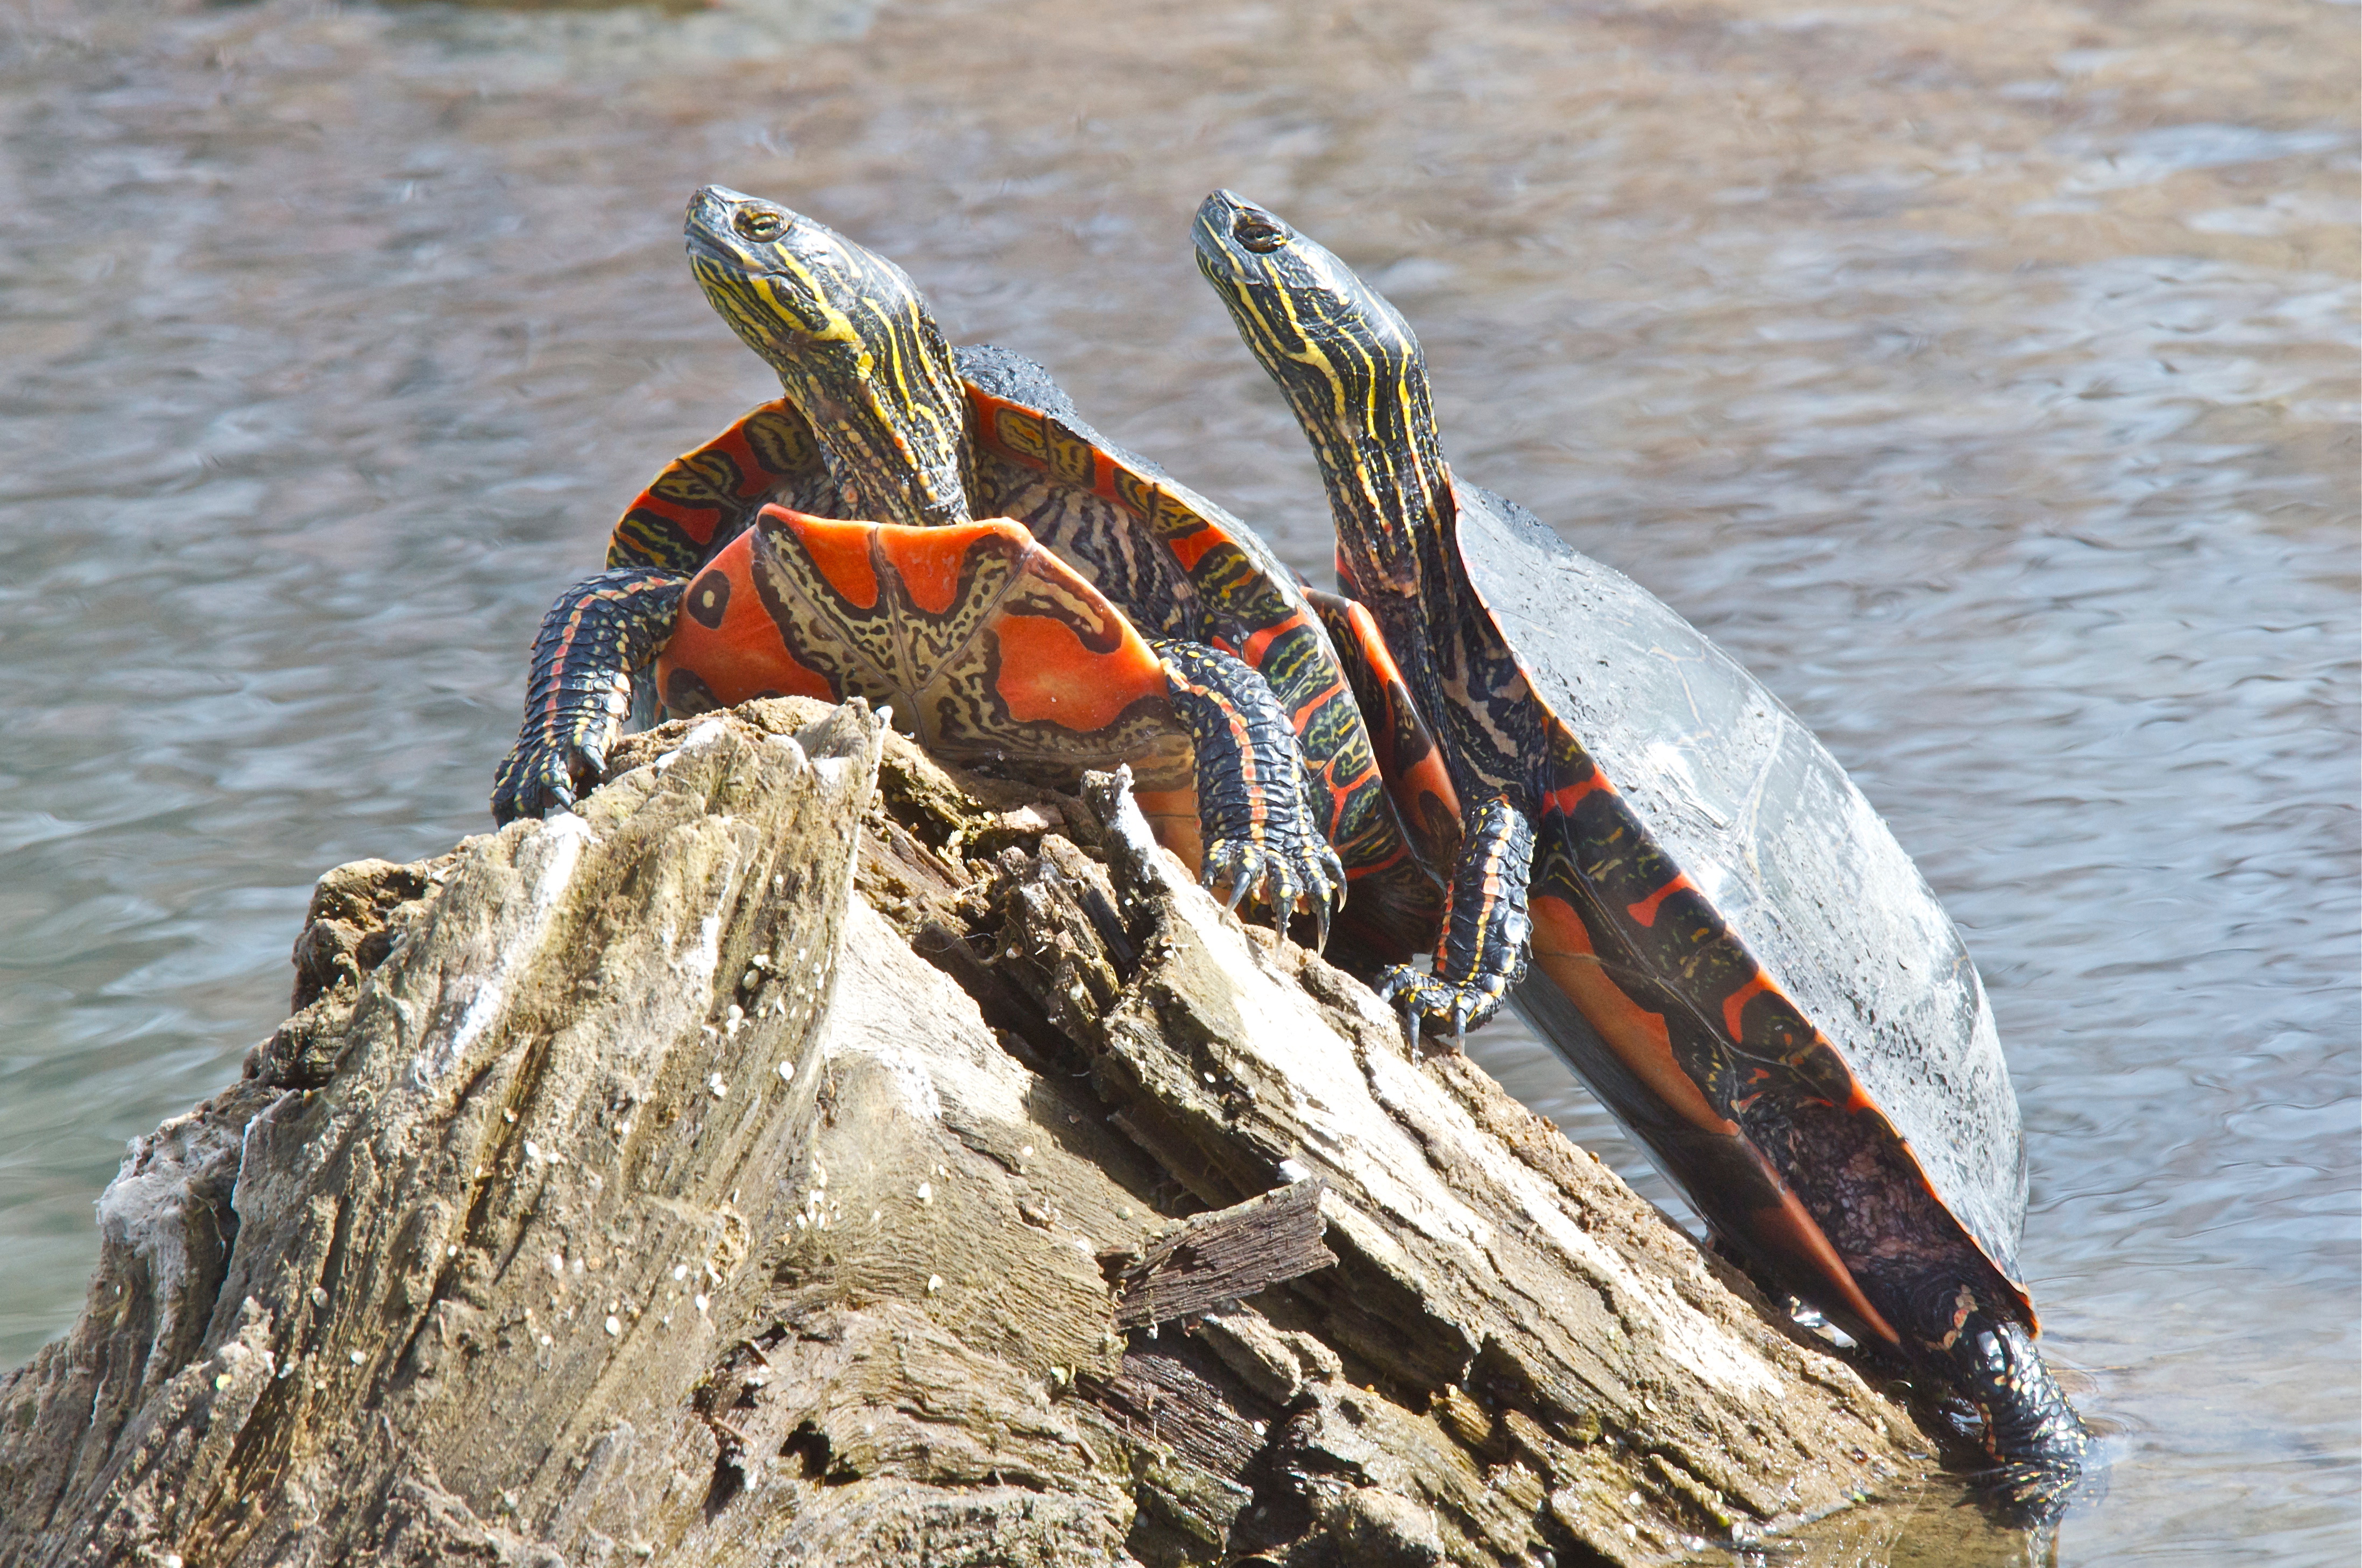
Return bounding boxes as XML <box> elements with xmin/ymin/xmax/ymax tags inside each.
<box><xmin>1107</xmin><ymin>1181</ymin><xmax>1335</xmax><ymax>1330</ymax></box>
<box><xmin>0</xmin><ymin>699</ymin><xmax>1931</xmax><ymax>1568</ymax></box>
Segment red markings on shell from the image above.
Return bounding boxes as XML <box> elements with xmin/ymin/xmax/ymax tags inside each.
<box><xmin>1528</xmin><ymin>893</ymin><xmax>1734</xmax><ymax>1140</ymax></box>
<box><xmin>992</xmin><ymin>612</ymin><xmax>1165</xmax><ymax>732</ymax></box>
<box><xmin>654</xmin><ymin>531</ymin><xmax>833</xmax><ymax>706</ymax></box>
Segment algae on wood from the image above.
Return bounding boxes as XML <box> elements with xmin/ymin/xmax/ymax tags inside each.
<box><xmin>0</xmin><ymin>698</ymin><xmax>1937</xmax><ymax>1568</ymax></box>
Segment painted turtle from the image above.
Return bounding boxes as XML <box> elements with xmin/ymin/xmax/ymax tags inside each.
<box><xmin>1194</xmin><ymin>191</ymin><xmax>2088</xmax><ymax>1491</ymax></box>
<box><xmin>495</xmin><ymin>188</ymin><xmax>1448</xmax><ymax>955</ymax></box>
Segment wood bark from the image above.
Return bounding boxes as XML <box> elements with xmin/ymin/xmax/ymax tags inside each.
<box><xmin>0</xmin><ymin>698</ymin><xmax>1941</xmax><ymax>1568</ymax></box>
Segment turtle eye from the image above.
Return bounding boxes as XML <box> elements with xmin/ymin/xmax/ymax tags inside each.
<box><xmin>734</xmin><ymin>206</ymin><xmax>788</xmax><ymax>243</ymax></box>
<box><xmin>1232</xmin><ymin>212</ymin><xmax>1288</xmax><ymax>254</ymax></box>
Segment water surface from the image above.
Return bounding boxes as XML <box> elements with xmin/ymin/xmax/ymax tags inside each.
<box><xmin>1</xmin><ymin>0</ymin><xmax>2353</xmax><ymax>1560</ymax></box>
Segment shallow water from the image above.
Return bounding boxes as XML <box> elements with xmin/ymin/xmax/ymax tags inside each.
<box><xmin>0</xmin><ymin>0</ymin><xmax>2353</xmax><ymax>1559</ymax></box>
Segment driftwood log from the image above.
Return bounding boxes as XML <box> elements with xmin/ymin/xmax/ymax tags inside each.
<box><xmin>0</xmin><ymin>698</ymin><xmax>1937</xmax><ymax>1567</ymax></box>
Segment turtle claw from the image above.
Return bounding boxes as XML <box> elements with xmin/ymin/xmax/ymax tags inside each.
<box><xmin>1201</xmin><ymin>838</ymin><xmax>1346</xmax><ymax>951</ymax></box>
<box><xmin>1305</xmin><ymin>888</ymin><xmax>1334</xmax><ymax>955</ymax></box>
<box><xmin>1317</xmin><ymin>846</ymin><xmax>1348</xmax><ymax>907</ymax></box>
<box><xmin>1265</xmin><ymin>856</ymin><xmax>1304</xmax><ymax>924</ymax></box>
<box><xmin>1200</xmin><ymin>842</ymin><xmax>1260</xmax><ymax>912</ymax></box>
<box><xmin>492</xmin><ymin>731</ymin><xmax>611</xmax><ymax>827</ymax></box>
<box><xmin>1375</xmin><ymin>966</ymin><xmax>1422</xmax><ymax>1053</ymax></box>
<box><xmin>1373</xmin><ymin>963</ymin><xmax>1504</xmax><ymax>1049</ymax></box>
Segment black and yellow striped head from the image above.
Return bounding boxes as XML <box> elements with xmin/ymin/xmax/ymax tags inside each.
<box><xmin>686</xmin><ymin>186</ymin><xmax>973</xmax><ymax>528</ymax></box>
<box><xmin>1192</xmin><ymin>190</ymin><xmax>1446</xmax><ymax>600</ymax></box>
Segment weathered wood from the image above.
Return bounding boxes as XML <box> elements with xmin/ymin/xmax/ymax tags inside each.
<box><xmin>0</xmin><ymin>698</ymin><xmax>1950</xmax><ymax>1568</ymax></box>
<box><xmin>1105</xmin><ymin>1181</ymin><xmax>1335</xmax><ymax>1330</ymax></box>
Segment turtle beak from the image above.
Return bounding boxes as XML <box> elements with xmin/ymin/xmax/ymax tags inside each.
<box><xmin>1190</xmin><ymin>190</ymin><xmax>1244</xmax><ymax>260</ymax></box>
<box><xmin>685</xmin><ymin>185</ymin><xmax>749</xmax><ymax>267</ymax></box>
<box><xmin>687</xmin><ymin>184</ymin><xmax>746</xmax><ymax>233</ymax></box>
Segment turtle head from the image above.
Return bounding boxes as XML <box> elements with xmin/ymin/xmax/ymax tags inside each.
<box><xmin>685</xmin><ymin>186</ymin><xmax>972</xmax><ymax>528</ymax></box>
<box><xmin>1192</xmin><ymin>191</ymin><xmax>1443</xmax><ymax>601</ymax></box>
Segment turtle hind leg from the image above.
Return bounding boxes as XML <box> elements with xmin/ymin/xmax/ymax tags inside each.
<box><xmin>1152</xmin><ymin>639</ymin><xmax>1346</xmax><ymax>944</ymax></box>
<box><xmin>1891</xmin><ymin>1274</ymin><xmax>2092</xmax><ymax>1523</ymax></box>
<box><xmin>1950</xmin><ymin>1310</ymin><xmax>2093</xmax><ymax>1522</ymax></box>
<box><xmin>493</xmin><ymin>566</ymin><xmax>688</xmax><ymax>825</ymax></box>
<box><xmin>1380</xmin><ymin>794</ymin><xmax>1533</xmax><ymax>1043</ymax></box>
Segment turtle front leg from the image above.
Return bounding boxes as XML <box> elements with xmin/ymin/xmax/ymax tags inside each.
<box><xmin>1380</xmin><ymin>794</ymin><xmax>1533</xmax><ymax>1044</ymax></box>
<box><xmin>1152</xmin><ymin>640</ymin><xmax>1348</xmax><ymax>948</ymax></box>
<box><xmin>492</xmin><ymin>567</ymin><xmax>688</xmax><ymax>825</ymax></box>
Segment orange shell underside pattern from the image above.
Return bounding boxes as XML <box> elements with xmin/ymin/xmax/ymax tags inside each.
<box><xmin>655</xmin><ymin>506</ymin><xmax>1194</xmax><ymax>796</ymax></box>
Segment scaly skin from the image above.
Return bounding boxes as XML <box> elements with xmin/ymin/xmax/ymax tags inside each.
<box><xmin>1155</xmin><ymin>639</ymin><xmax>1343</xmax><ymax>942</ymax></box>
<box><xmin>1379</xmin><ymin>795</ymin><xmax>1529</xmax><ymax>1045</ymax></box>
<box><xmin>1193</xmin><ymin>188</ymin><xmax>2089</xmax><ymax>1503</ymax></box>
<box><xmin>493</xmin><ymin>567</ymin><xmax>684</xmax><ymax>821</ymax></box>
<box><xmin>494</xmin><ymin>188</ymin><xmax>1350</xmax><ymax>940</ymax></box>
